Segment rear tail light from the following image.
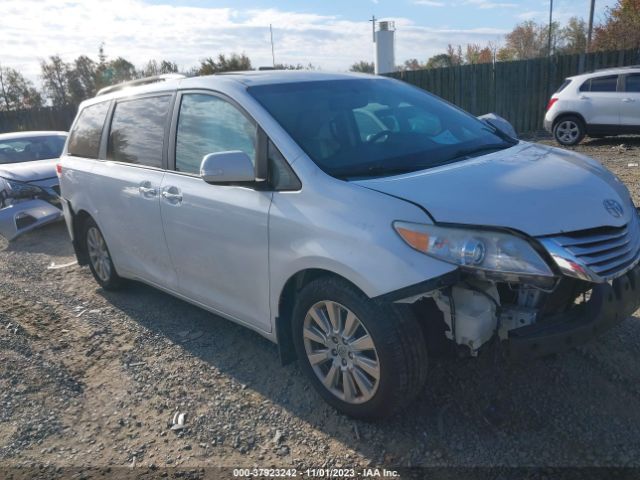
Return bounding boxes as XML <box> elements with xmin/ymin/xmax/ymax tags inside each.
<box><xmin>56</xmin><ymin>163</ymin><xmax>62</xmax><ymax>176</ymax></box>
<box><xmin>546</xmin><ymin>98</ymin><xmax>558</xmax><ymax>111</ymax></box>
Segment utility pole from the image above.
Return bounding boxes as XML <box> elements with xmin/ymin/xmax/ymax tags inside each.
<box><xmin>548</xmin><ymin>0</ymin><xmax>554</xmax><ymax>57</ymax></box>
<box><xmin>270</xmin><ymin>24</ymin><xmax>276</xmax><ymax>67</ymax></box>
<box><xmin>587</xmin><ymin>0</ymin><xmax>596</xmax><ymax>52</ymax></box>
<box><xmin>370</xmin><ymin>15</ymin><xmax>377</xmax><ymax>43</ymax></box>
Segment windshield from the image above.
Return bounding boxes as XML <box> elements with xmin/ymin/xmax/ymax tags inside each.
<box><xmin>0</xmin><ymin>135</ymin><xmax>67</xmax><ymax>164</ymax></box>
<box><xmin>248</xmin><ymin>79</ymin><xmax>516</xmax><ymax>179</ymax></box>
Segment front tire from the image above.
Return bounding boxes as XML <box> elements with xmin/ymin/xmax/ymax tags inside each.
<box><xmin>553</xmin><ymin>115</ymin><xmax>585</xmax><ymax>146</ymax></box>
<box><xmin>84</xmin><ymin>218</ymin><xmax>123</xmax><ymax>290</ymax></box>
<box><xmin>292</xmin><ymin>277</ymin><xmax>428</xmax><ymax>419</ymax></box>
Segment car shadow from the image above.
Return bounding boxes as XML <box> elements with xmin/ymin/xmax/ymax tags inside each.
<box><xmin>97</xmin><ymin>279</ymin><xmax>640</xmax><ymax>467</ymax></box>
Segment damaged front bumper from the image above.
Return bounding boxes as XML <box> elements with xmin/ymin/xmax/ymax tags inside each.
<box><xmin>0</xmin><ymin>199</ymin><xmax>63</xmax><ymax>241</ymax></box>
<box><xmin>507</xmin><ymin>263</ymin><xmax>640</xmax><ymax>360</ymax></box>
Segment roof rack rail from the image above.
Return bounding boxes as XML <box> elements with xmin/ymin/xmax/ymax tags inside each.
<box><xmin>96</xmin><ymin>73</ymin><xmax>186</xmax><ymax>96</ymax></box>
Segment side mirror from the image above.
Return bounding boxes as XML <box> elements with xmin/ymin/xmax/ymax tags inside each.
<box><xmin>477</xmin><ymin>113</ymin><xmax>518</xmax><ymax>139</ymax></box>
<box><xmin>200</xmin><ymin>151</ymin><xmax>255</xmax><ymax>184</ymax></box>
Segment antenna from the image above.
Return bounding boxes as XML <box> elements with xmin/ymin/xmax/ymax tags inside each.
<box><xmin>370</xmin><ymin>15</ymin><xmax>377</xmax><ymax>43</ymax></box>
<box><xmin>270</xmin><ymin>24</ymin><xmax>276</xmax><ymax>67</ymax></box>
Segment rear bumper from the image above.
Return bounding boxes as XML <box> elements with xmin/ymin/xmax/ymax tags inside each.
<box><xmin>0</xmin><ymin>199</ymin><xmax>62</xmax><ymax>241</ymax></box>
<box><xmin>508</xmin><ymin>263</ymin><xmax>640</xmax><ymax>360</ymax></box>
<box><xmin>543</xmin><ymin>118</ymin><xmax>553</xmax><ymax>133</ymax></box>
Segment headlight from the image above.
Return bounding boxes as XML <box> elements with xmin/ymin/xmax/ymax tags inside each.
<box><xmin>0</xmin><ymin>177</ymin><xmax>44</xmax><ymax>207</ymax></box>
<box><xmin>393</xmin><ymin>221</ymin><xmax>554</xmax><ymax>280</ymax></box>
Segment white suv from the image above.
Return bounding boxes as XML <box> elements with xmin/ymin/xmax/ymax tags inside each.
<box><xmin>60</xmin><ymin>72</ymin><xmax>640</xmax><ymax>418</ymax></box>
<box><xmin>544</xmin><ymin>66</ymin><xmax>640</xmax><ymax>145</ymax></box>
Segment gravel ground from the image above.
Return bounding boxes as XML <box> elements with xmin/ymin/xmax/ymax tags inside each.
<box><xmin>0</xmin><ymin>136</ymin><xmax>639</xmax><ymax>474</ymax></box>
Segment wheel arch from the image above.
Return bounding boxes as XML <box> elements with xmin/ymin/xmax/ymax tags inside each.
<box><xmin>70</xmin><ymin>207</ymin><xmax>93</xmax><ymax>266</ymax></box>
<box><xmin>275</xmin><ymin>268</ymin><xmax>367</xmax><ymax>365</ymax></box>
<box><xmin>552</xmin><ymin>112</ymin><xmax>587</xmax><ymax>129</ymax></box>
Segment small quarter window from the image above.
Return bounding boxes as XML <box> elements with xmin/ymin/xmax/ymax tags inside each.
<box><xmin>108</xmin><ymin>95</ymin><xmax>171</xmax><ymax>168</ymax></box>
<box><xmin>268</xmin><ymin>140</ymin><xmax>300</xmax><ymax>191</ymax></box>
<box><xmin>555</xmin><ymin>79</ymin><xmax>571</xmax><ymax>94</ymax></box>
<box><xmin>68</xmin><ymin>101</ymin><xmax>110</xmax><ymax>158</ymax></box>
<box><xmin>175</xmin><ymin>94</ymin><xmax>257</xmax><ymax>175</ymax></box>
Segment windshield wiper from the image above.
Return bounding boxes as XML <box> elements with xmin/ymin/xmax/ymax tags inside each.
<box><xmin>337</xmin><ymin>165</ymin><xmax>426</xmax><ymax>180</ymax></box>
<box><xmin>449</xmin><ymin>143</ymin><xmax>513</xmax><ymax>162</ymax></box>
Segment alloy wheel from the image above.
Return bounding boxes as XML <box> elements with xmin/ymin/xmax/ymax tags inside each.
<box><xmin>556</xmin><ymin>120</ymin><xmax>580</xmax><ymax>144</ymax></box>
<box><xmin>302</xmin><ymin>300</ymin><xmax>380</xmax><ymax>404</ymax></box>
<box><xmin>86</xmin><ymin>226</ymin><xmax>112</xmax><ymax>282</ymax></box>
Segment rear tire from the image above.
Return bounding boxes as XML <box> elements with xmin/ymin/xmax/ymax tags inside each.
<box><xmin>553</xmin><ymin>115</ymin><xmax>585</xmax><ymax>146</ymax></box>
<box><xmin>292</xmin><ymin>277</ymin><xmax>428</xmax><ymax>419</ymax></box>
<box><xmin>83</xmin><ymin>218</ymin><xmax>123</xmax><ymax>290</ymax></box>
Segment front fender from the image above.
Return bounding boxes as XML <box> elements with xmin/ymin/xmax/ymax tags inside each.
<box><xmin>268</xmin><ymin>164</ymin><xmax>458</xmax><ymax>324</ymax></box>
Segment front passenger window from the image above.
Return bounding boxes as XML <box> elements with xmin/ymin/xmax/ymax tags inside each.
<box><xmin>175</xmin><ymin>94</ymin><xmax>257</xmax><ymax>174</ymax></box>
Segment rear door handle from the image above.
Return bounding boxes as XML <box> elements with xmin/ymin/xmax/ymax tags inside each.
<box><xmin>579</xmin><ymin>95</ymin><xmax>590</xmax><ymax>100</ymax></box>
<box><xmin>138</xmin><ymin>181</ymin><xmax>157</xmax><ymax>197</ymax></box>
<box><xmin>622</xmin><ymin>98</ymin><xmax>635</xmax><ymax>103</ymax></box>
<box><xmin>161</xmin><ymin>186</ymin><xmax>182</xmax><ymax>204</ymax></box>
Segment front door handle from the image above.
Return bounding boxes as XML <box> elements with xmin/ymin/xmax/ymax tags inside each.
<box><xmin>139</xmin><ymin>181</ymin><xmax>157</xmax><ymax>197</ymax></box>
<box><xmin>622</xmin><ymin>98</ymin><xmax>635</xmax><ymax>103</ymax></box>
<box><xmin>161</xmin><ymin>186</ymin><xmax>182</xmax><ymax>204</ymax></box>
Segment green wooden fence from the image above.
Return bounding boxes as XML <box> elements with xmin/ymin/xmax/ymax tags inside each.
<box><xmin>387</xmin><ymin>48</ymin><xmax>640</xmax><ymax>134</ymax></box>
<box><xmin>1</xmin><ymin>49</ymin><xmax>639</xmax><ymax>135</ymax></box>
<box><xmin>0</xmin><ymin>105</ymin><xmax>78</xmax><ymax>134</ymax></box>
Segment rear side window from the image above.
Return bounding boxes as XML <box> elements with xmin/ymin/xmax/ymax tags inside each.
<box><xmin>108</xmin><ymin>95</ymin><xmax>171</xmax><ymax>168</ymax></box>
<box><xmin>555</xmin><ymin>79</ymin><xmax>571</xmax><ymax>94</ymax></box>
<box><xmin>580</xmin><ymin>75</ymin><xmax>618</xmax><ymax>92</ymax></box>
<box><xmin>175</xmin><ymin>94</ymin><xmax>257</xmax><ymax>174</ymax></box>
<box><xmin>625</xmin><ymin>74</ymin><xmax>640</xmax><ymax>92</ymax></box>
<box><xmin>67</xmin><ymin>101</ymin><xmax>110</xmax><ymax>158</ymax></box>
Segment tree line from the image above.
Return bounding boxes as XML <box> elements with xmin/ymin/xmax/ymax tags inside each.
<box><xmin>350</xmin><ymin>0</ymin><xmax>640</xmax><ymax>73</ymax></box>
<box><xmin>0</xmin><ymin>44</ymin><xmax>315</xmax><ymax>112</ymax></box>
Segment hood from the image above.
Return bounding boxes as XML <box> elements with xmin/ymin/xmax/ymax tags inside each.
<box><xmin>354</xmin><ymin>142</ymin><xmax>634</xmax><ymax>237</ymax></box>
<box><xmin>0</xmin><ymin>159</ymin><xmax>58</xmax><ymax>183</ymax></box>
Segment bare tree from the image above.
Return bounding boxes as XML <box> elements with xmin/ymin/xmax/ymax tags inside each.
<box><xmin>349</xmin><ymin>61</ymin><xmax>374</xmax><ymax>73</ymax></box>
<box><xmin>0</xmin><ymin>65</ymin><xmax>43</xmax><ymax>111</ymax></box>
<box><xmin>41</xmin><ymin>55</ymin><xmax>71</xmax><ymax>106</ymax></box>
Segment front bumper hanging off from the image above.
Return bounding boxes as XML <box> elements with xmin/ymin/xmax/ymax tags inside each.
<box><xmin>508</xmin><ymin>263</ymin><xmax>640</xmax><ymax>360</ymax></box>
<box><xmin>0</xmin><ymin>199</ymin><xmax>63</xmax><ymax>241</ymax></box>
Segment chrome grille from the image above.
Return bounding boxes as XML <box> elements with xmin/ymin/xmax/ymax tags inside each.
<box><xmin>543</xmin><ymin>216</ymin><xmax>640</xmax><ymax>281</ymax></box>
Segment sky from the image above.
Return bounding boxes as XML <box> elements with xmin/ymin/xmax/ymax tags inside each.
<box><xmin>1</xmin><ymin>0</ymin><xmax>618</xmax><ymax>83</ymax></box>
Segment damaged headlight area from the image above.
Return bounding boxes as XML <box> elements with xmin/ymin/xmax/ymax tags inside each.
<box><xmin>393</xmin><ymin>221</ymin><xmax>554</xmax><ymax>287</ymax></box>
<box><xmin>0</xmin><ymin>177</ymin><xmax>49</xmax><ymax>207</ymax></box>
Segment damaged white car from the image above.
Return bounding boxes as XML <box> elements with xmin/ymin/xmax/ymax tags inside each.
<box><xmin>59</xmin><ymin>72</ymin><xmax>640</xmax><ymax>419</ymax></box>
<box><xmin>0</xmin><ymin>131</ymin><xmax>66</xmax><ymax>241</ymax></box>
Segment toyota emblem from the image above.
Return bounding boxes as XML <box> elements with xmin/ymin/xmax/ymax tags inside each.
<box><xmin>603</xmin><ymin>199</ymin><xmax>624</xmax><ymax>218</ymax></box>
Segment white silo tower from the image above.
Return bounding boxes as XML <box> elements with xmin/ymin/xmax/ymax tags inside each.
<box><xmin>374</xmin><ymin>20</ymin><xmax>396</xmax><ymax>75</ymax></box>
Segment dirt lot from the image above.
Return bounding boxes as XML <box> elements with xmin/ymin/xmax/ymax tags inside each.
<box><xmin>1</xmin><ymin>137</ymin><xmax>640</xmax><ymax>474</ymax></box>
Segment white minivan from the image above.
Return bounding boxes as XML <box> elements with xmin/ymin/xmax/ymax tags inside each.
<box><xmin>60</xmin><ymin>72</ymin><xmax>640</xmax><ymax>418</ymax></box>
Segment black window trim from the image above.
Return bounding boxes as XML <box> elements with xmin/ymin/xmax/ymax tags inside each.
<box><xmin>579</xmin><ymin>74</ymin><xmax>622</xmax><ymax>93</ymax></box>
<box><xmin>102</xmin><ymin>90</ymin><xmax>177</xmax><ymax>171</ymax></box>
<box><xmin>66</xmin><ymin>99</ymin><xmax>113</xmax><ymax>159</ymax></box>
<box><xmin>167</xmin><ymin>88</ymin><xmax>279</xmax><ymax>189</ymax></box>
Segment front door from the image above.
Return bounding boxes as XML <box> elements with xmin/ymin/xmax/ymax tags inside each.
<box><xmin>160</xmin><ymin>92</ymin><xmax>272</xmax><ymax>331</ymax></box>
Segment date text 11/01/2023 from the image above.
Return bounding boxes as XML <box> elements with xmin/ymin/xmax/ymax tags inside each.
<box><xmin>232</xmin><ymin>468</ymin><xmax>400</xmax><ymax>477</ymax></box>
